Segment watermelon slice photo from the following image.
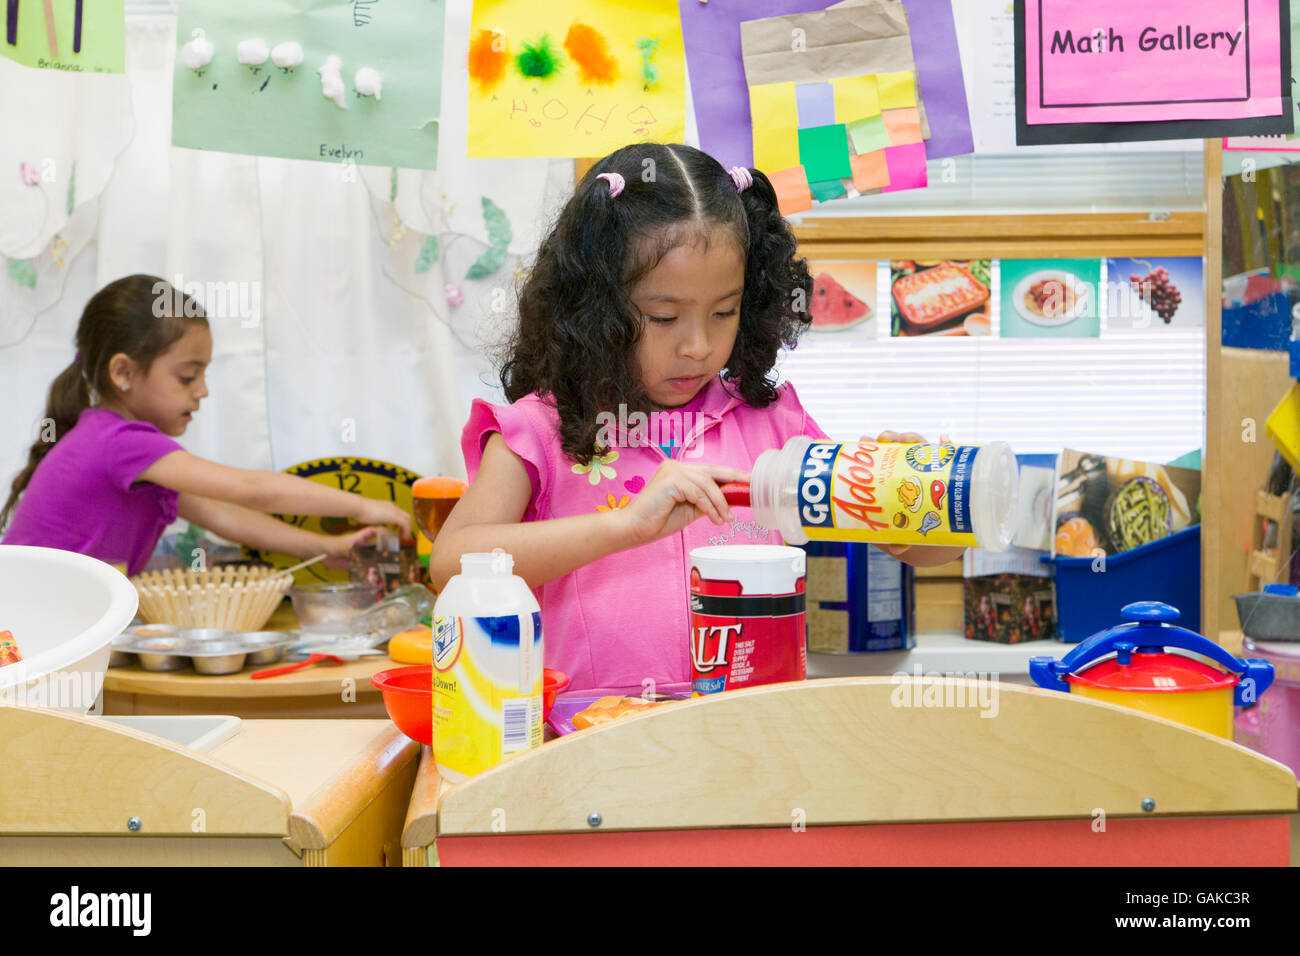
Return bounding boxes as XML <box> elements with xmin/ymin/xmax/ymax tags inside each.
<box><xmin>810</xmin><ymin>271</ymin><xmax>872</xmax><ymax>331</ymax></box>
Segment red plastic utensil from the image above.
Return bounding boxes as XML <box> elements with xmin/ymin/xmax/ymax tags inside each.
<box><xmin>250</xmin><ymin>653</ymin><xmax>344</xmax><ymax>679</ymax></box>
<box><xmin>543</xmin><ymin>668</ymin><xmax>569</xmax><ymax>720</ymax></box>
<box><xmin>371</xmin><ymin>665</ymin><xmax>432</xmax><ymax>744</ymax></box>
<box><xmin>719</xmin><ymin>481</ymin><xmax>750</xmax><ymax>507</ymax></box>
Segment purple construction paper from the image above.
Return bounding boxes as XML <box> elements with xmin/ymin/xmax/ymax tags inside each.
<box><xmin>796</xmin><ymin>82</ymin><xmax>837</xmax><ymax>128</ymax></box>
<box><xmin>678</xmin><ymin>0</ymin><xmax>974</xmax><ymax>167</ymax></box>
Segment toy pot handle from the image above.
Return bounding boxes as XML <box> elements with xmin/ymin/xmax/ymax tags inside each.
<box><xmin>1029</xmin><ymin>602</ymin><xmax>1274</xmax><ymax>706</ymax></box>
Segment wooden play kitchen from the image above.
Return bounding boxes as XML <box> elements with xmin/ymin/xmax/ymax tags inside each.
<box><xmin>0</xmin><ymin>707</ymin><xmax>419</xmax><ymax>866</ymax></box>
<box><xmin>401</xmin><ymin>677</ymin><xmax>1299</xmax><ymax>866</ymax></box>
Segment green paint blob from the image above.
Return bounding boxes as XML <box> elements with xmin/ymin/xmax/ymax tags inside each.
<box><xmin>637</xmin><ymin>36</ymin><xmax>660</xmax><ymax>88</ymax></box>
<box><xmin>516</xmin><ymin>35</ymin><xmax>561</xmax><ymax>79</ymax></box>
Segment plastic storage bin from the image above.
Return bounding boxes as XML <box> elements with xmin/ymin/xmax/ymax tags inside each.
<box><xmin>1044</xmin><ymin>525</ymin><xmax>1200</xmax><ymax>643</ymax></box>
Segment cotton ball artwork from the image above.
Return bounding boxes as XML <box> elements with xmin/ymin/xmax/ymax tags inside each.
<box><xmin>354</xmin><ymin>67</ymin><xmax>382</xmax><ymax>100</ymax></box>
<box><xmin>180</xmin><ymin>34</ymin><xmax>215</xmax><ymax>70</ymax></box>
<box><xmin>318</xmin><ymin>55</ymin><xmax>347</xmax><ymax>109</ymax></box>
<box><xmin>236</xmin><ymin>38</ymin><xmax>270</xmax><ymax>67</ymax></box>
<box><xmin>271</xmin><ymin>41</ymin><xmax>304</xmax><ymax>70</ymax></box>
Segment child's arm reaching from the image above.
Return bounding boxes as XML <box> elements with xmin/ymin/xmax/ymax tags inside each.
<box><xmin>139</xmin><ymin>450</ymin><xmax>412</xmax><ymax>536</ymax></box>
<box><xmin>177</xmin><ymin>494</ymin><xmax>379</xmax><ymax>568</ymax></box>
<box><xmin>431</xmin><ymin>433</ymin><xmax>747</xmax><ymax>591</ymax></box>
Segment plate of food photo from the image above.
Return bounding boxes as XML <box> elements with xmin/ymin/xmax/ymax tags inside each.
<box><xmin>1012</xmin><ymin>270</ymin><xmax>1091</xmax><ymax>327</ymax></box>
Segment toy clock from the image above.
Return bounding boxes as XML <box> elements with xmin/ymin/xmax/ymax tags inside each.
<box><xmin>242</xmin><ymin>457</ymin><xmax>421</xmax><ymax>585</ymax></box>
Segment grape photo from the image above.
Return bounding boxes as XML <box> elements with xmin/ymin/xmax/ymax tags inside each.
<box><xmin>1105</xmin><ymin>257</ymin><xmax>1204</xmax><ymax>330</ymax></box>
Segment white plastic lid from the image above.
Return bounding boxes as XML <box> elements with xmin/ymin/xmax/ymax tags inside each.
<box><xmin>460</xmin><ymin>550</ymin><xmax>514</xmax><ymax>577</ymax></box>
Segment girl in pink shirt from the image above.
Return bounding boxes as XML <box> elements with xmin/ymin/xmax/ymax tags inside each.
<box><xmin>433</xmin><ymin>145</ymin><xmax>961</xmax><ymax>695</ymax></box>
<box><xmin>2</xmin><ymin>274</ymin><xmax>410</xmax><ymax>575</ymax></box>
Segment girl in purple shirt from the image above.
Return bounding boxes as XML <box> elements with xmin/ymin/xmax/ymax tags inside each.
<box><xmin>432</xmin><ymin>144</ymin><xmax>961</xmax><ymax>693</ymax></box>
<box><xmin>1</xmin><ymin>275</ymin><xmax>410</xmax><ymax>575</ymax></box>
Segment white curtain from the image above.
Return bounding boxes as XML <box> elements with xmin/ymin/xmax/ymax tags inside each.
<box><xmin>0</xmin><ymin>2</ymin><xmax>570</xmax><ymax>508</ymax></box>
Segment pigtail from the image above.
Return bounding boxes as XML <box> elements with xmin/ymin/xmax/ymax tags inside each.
<box><xmin>1</xmin><ymin>360</ymin><xmax>91</xmax><ymax>530</ymax></box>
<box><xmin>726</xmin><ymin>167</ymin><xmax>814</xmax><ymax>405</ymax></box>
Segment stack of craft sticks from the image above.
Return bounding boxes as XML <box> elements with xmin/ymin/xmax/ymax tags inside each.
<box><xmin>131</xmin><ymin>565</ymin><xmax>293</xmax><ymax>631</ymax></box>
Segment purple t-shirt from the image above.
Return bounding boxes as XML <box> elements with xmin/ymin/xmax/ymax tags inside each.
<box><xmin>3</xmin><ymin>408</ymin><xmax>183</xmax><ymax>576</ymax></box>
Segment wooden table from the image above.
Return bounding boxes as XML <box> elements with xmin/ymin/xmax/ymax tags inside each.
<box><xmin>102</xmin><ymin>599</ymin><xmax>393</xmax><ymax>718</ymax></box>
<box><xmin>0</xmin><ymin>709</ymin><xmax>420</xmax><ymax>866</ymax></box>
<box><xmin>402</xmin><ymin>677</ymin><xmax>1299</xmax><ymax>867</ymax></box>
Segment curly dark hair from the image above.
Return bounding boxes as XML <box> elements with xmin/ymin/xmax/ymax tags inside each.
<box><xmin>500</xmin><ymin>143</ymin><xmax>813</xmax><ymax>465</ymax></box>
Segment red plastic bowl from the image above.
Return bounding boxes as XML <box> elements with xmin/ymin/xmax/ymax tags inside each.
<box><xmin>371</xmin><ymin>665</ymin><xmax>432</xmax><ymax>745</ymax></box>
<box><xmin>373</xmin><ymin>665</ymin><xmax>571</xmax><ymax>745</ymax></box>
<box><xmin>544</xmin><ymin>668</ymin><xmax>569</xmax><ymax>719</ymax></box>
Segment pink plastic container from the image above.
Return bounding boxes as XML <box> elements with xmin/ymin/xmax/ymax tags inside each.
<box><xmin>1243</xmin><ymin>638</ymin><xmax>1300</xmax><ymax>776</ymax></box>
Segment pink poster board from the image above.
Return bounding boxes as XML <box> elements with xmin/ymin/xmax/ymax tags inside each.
<box><xmin>1024</xmin><ymin>0</ymin><xmax>1284</xmax><ymax>126</ymax></box>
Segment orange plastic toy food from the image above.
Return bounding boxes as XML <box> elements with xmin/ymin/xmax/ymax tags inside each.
<box><xmin>387</xmin><ymin>626</ymin><xmax>433</xmax><ymax>664</ymax></box>
<box><xmin>572</xmin><ymin>695</ymin><xmax>658</xmax><ymax>729</ymax></box>
<box><xmin>0</xmin><ymin>630</ymin><xmax>22</xmax><ymax>668</ymax></box>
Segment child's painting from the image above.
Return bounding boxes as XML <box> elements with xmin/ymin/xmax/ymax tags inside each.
<box><xmin>2</xmin><ymin>0</ymin><xmax>124</xmax><ymax>73</ymax></box>
<box><xmin>172</xmin><ymin>0</ymin><xmax>445</xmax><ymax>170</ymax></box>
<box><xmin>466</xmin><ymin>0</ymin><xmax>687</xmax><ymax>158</ymax></box>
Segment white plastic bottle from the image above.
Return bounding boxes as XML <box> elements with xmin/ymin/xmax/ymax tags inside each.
<box><xmin>749</xmin><ymin>437</ymin><xmax>1018</xmax><ymax>551</ymax></box>
<box><xmin>431</xmin><ymin>551</ymin><xmax>543</xmax><ymax>783</ymax></box>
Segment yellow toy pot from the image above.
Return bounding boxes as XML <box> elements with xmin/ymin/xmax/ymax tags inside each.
<box><xmin>1030</xmin><ymin>602</ymin><xmax>1274</xmax><ymax>738</ymax></box>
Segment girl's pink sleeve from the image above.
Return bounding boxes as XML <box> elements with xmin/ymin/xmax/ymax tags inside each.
<box><xmin>460</xmin><ymin>398</ymin><xmax>552</xmax><ymax>517</ymax></box>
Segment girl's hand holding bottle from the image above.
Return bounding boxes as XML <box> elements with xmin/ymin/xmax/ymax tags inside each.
<box><xmin>870</xmin><ymin>429</ymin><xmax>967</xmax><ymax>566</ymax></box>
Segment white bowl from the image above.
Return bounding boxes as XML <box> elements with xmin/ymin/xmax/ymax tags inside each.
<box><xmin>0</xmin><ymin>545</ymin><xmax>139</xmax><ymax>714</ymax></box>
<box><xmin>1012</xmin><ymin>270</ymin><xmax>1091</xmax><ymax>326</ymax></box>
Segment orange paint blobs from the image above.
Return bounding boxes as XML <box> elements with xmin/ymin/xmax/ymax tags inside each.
<box><xmin>469</xmin><ymin>29</ymin><xmax>509</xmax><ymax>91</ymax></box>
<box><xmin>563</xmin><ymin>22</ymin><xmax>618</xmax><ymax>86</ymax></box>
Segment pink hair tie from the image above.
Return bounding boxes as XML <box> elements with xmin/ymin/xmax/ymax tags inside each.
<box><xmin>596</xmin><ymin>172</ymin><xmax>625</xmax><ymax>198</ymax></box>
<box><xmin>729</xmin><ymin>166</ymin><xmax>753</xmax><ymax>192</ymax></box>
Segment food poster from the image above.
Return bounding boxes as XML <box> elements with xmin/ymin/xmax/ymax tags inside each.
<box><xmin>172</xmin><ymin>0</ymin><xmax>445</xmax><ymax>170</ymax></box>
<box><xmin>466</xmin><ymin>0</ymin><xmax>686</xmax><ymax>158</ymax></box>
<box><xmin>998</xmin><ymin>258</ymin><xmax>1101</xmax><ymax>339</ymax></box>
<box><xmin>740</xmin><ymin>1</ymin><xmax>929</xmax><ymax>214</ymax></box>
<box><xmin>2</xmin><ymin>0</ymin><xmax>124</xmax><ymax>73</ymax></box>
<box><xmin>1015</xmin><ymin>0</ymin><xmax>1294</xmax><ymax>146</ymax></box>
<box><xmin>889</xmin><ymin>259</ymin><xmax>991</xmax><ymax>337</ymax></box>
<box><xmin>806</xmin><ymin>259</ymin><xmax>878</xmax><ymax>336</ymax></box>
<box><xmin>1104</xmin><ymin>257</ymin><xmax>1205</xmax><ymax>330</ymax></box>
<box><xmin>1053</xmin><ymin>449</ymin><xmax>1202</xmax><ymax>558</ymax></box>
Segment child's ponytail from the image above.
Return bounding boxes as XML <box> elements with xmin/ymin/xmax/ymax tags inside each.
<box><xmin>1</xmin><ymin>274</ymin><xmax>207</xmax><ymax>531</ymax></box>
<box><xmin>0</xmin><ymin>360</ymin><xmax>91</xmax><ymax>529</ymax></box>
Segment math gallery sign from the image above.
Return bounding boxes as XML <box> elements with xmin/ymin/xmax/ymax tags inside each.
<box><xmin>1015</xmin><ymin>0</ymin><xmax>1294</xmax><ymax>145</ymax></box>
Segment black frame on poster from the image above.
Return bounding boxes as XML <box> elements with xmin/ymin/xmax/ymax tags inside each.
<box><xmin>1014</xmin><ymin>0</ymin><xmax>1295</xmax><ymax>145</ymax></box>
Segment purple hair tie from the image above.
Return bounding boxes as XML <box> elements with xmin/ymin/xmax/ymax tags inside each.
<box><xmin>73</xmin><ymin>350</ymin><xmax>82</xmax><ymax>366</ymax></box>
<box><xmin>596</xmin><ymin>172</ymin><xmax>625</xmax><ymax>198</ymax></box>
<box><xmin>729</xmin><ymin>166</ymin><xmax>753</xmax><ymax>193</ymax></box>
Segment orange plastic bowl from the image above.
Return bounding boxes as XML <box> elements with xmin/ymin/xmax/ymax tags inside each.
<box><xmin>543</xmin><ymin>668</ymin><xmax>569</xmax><ymax>719</ymax></box>
<box><xmin>371</xmin><ymin>665</ymin><xmax>432</xmax><ymax>745</ymax></box>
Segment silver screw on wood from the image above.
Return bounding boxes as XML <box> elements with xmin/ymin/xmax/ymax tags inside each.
<box><xmin>1140</xmin><ymin>798</ymin><xmax>1155</xmax><ymax>812</ymax></box>
<box><xmin>587</xmin><ymin>812</ymin><xmax>602</xmax><ymax>828</ymax></box>
<box><xmin>127</xmin><ymin>817</ymin><xmax>142</xmax><ymax>831</ymax></box>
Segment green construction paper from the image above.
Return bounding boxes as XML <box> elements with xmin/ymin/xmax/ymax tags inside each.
<box><xmin>808</xmin><ymin>178</ymin><xmax>847</xmax><ymax>202</ymax></box>
<box><xmin>172</xmin><ymin>0</ymin><xmax>444</xmax><ymax>170</ymax></box>
<box><xmin>414</xmin><ymin>235</ymin><xmax>439</xmax><ymax>273</ymax></box>
<box><xmin>797</xmin><ymin>124</ymin><xmax>851</xmax><ymax>183</ymax></box>
<box><xmin>1</xmin><ymin>0</ymin><xmax>125</xmax><ymax>73</ymax></box>
<box><xmin>848</xmin><ymin>115</ymin><xmax>890</xmax><ymax>153</ymax></box>
<box><xmin>8</xmin><ymin>259</ymin><xmax>36</xmax><ymax>289</ymax></box>
<box><xmin>1166</xmin><ymin>449</ymin><xmax>1202</xmax><ymax>471</ymax></box>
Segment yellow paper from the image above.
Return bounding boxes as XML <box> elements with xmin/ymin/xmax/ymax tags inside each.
<box><xmin>877</xmin><ymin>70</ymin><xmax>916</xmax><ymax>110</ymax></box>
<box><xmin>749</xmin><ymin>82</ymin><xmax>801</xmax><ymax>173</ymax></box>
<box><xmin>467</xmin><ymin>0</ymin><xmax>687</xmax><ymax>158</ymax></box>
<box><xmin>831</xmin><ymin>75</ymin><xmax>880</xmax><ymax>123</ymax></box>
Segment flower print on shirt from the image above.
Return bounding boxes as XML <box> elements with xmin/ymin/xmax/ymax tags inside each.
<box><xmin>571</xmin><ymin>449</ymin><xmax>619</xmax><ymax>486</ymax></box>
<box><xmin>596</xmin><ymin>494</ymin><xmax>630</xmax><ymax>512</ymax></box>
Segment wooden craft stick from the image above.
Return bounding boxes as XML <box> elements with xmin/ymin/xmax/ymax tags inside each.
<box><xmin>40</xmin><ymin>0</ymin><xmax>54</xmax><ymax>57</ymax></box>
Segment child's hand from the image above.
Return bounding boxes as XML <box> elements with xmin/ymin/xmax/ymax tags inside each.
<box><xmin>320</xmin><ymin>525</ymin><xmax>382</xmax><ymax>569</ymax></box>
<box><xmin>863</xmin><ymin>430</ymin><xmax>962</xmax><ymax>564</ymax></box>
<box><xmin>353</xmin><ymin>498</ymin><xmax>413</xmax><ymax>538</ymax></box>
<box><xmin>612</xmin><ymin>461</ymin><xmax>750</xmax><ymax>546</ymax></box>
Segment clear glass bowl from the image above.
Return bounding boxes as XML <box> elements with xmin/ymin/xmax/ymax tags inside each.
<box><xmin>288</xmin><ymin>582</ymin><xmax>382</xmax><ymax>634</ymax></box>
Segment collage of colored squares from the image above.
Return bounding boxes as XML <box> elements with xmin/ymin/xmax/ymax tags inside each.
<box><xmin>751</xmin><ymin>69</ymin><xmax>927</xmax><ymax>216</ymax></box>
<box><xmin>803</xmin><ymin>258</ymin><xmax>1205</xmax><ymax>338</ymax></box>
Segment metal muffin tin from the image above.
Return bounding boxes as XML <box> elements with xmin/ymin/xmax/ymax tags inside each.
<box><xmin>112</xmin><ymin>626</ymin><xmax>295</xmax><ymax>674</ymax></box>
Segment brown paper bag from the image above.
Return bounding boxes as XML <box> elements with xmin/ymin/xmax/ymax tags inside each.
<box><xmin>740</xmin><ymin>0</ymin><xmax>930</xmax><ymax>140</ymax></box>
